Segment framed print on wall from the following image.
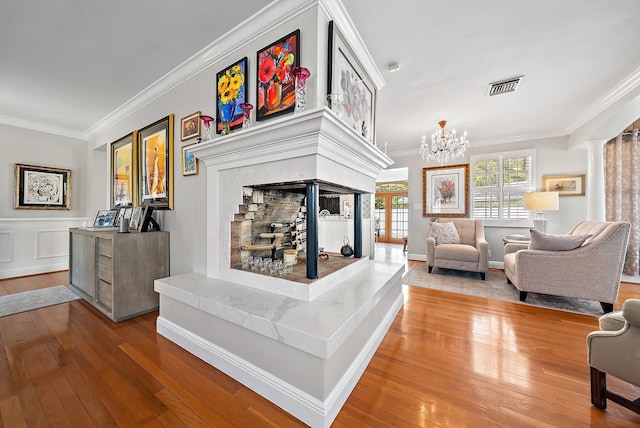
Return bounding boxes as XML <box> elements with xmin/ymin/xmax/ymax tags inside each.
<box><xmin>110</xmin><ymin>131</ymin><xmax>137</xmax><ymax>209</ymax></box>
<box><xmin>180</xmin><ymin>111</ymin><xmax>201</xmax><ymax>141</ymax></box>
<box><xmin>14</xmin><ymin>163</ymin><xmax>71</xmax><ymax>210</ymax></box>
<box><xmin>137</xmin><ymin>114</ymin><xmax>174</xmax><ymax>209</ymax></box>
<box><xmin>181</xmin><ymin>143</ymin><xmax>198</xmax><ymax>176</ymax></box>
<box><xmin>542</xmin><ymin>174</ymin><xmax>586</xmax><ymax>196</ymax></box>
<box><xmin>423</xmin><ymin>164</ymin><xmax>469</xmax><ymax>217</ymax></box>
<box><xmin>216</xmin><ymin>57</ymin><xmax>248</xmax><ymax>133</ymax></box>
<box><xmin>256</xmin><ymin>29</ymin><xmax>299</xmax><ymax>121</ymax></box>
<box><xmin>327</xmin><ymin>20</ymin><xmax>376</xmax><ymax>143</ymax></box>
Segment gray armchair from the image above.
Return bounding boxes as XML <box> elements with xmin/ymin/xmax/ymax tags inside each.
<box><xmin>587</xmin><ymin>299</ymin><xmax>640</xmax><ymax>413</ymax></box>
<box><xmin>503</xmin><ymin>221</ymin><xmax>631</xmax><ymax>313</ymax></box>
<box><xmin>426</xmin><ymin>218</ymin><xmax>488</xmax><ymax>280</ymax></box>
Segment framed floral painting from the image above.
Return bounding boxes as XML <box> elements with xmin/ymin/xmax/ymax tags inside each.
<box><xmin>327</xmin><ymin>21</ymin><xmax>376</xmax><ymax>143</ymax></box>
<box><xmin>216</xmin><ymin>58</ymin><xmax>247</xmax><ymax>133</ymax></box>
<box><xmin>14</xmin><ymin>163</ymin><xmax>71</xmax><ymax>210</ymax></box>
<box><xmin>423</xmin><ymin>164</ymin><xmax>469</xmax><ymax>217</ymax></box>
<box><xmin>137</xmin><ymin>114</ymin><xmax>174</xmax><ymax>209</ymax></box>
<box><xmin>110</xmin><ymin>131</ymin><xmax>137</xmax><ymax>209</ymax></box>
<box><xmin>256</xmin><ymin>29</ymin><xmax>299</xmax><ymax>121</ymax></box>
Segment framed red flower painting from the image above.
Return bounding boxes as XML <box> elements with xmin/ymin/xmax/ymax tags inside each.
<box><xmin>256</xmin><ymin>29</ymin><xmax>299</xmax><ymax>121</ymax></box>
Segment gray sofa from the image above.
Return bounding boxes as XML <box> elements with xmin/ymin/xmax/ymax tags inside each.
<box><xmin>503</xmin><ymin>221</ymin><xmax>631</xmax><ymax>313</ymax></box>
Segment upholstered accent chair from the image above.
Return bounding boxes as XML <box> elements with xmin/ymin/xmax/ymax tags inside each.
<box><xmin>426</xmin><ymin>218</ymin><xmax>488</xmax><ymax>280</ymax></box>
<box><xmin>503</xmin><ymin>221</ymin><xmax>631</xmax><ymax>313</ymax></box>
<box><xmin>587</xmin><ymin>299</ymin><xmax>640</xmax><ymax>414</ymax></box>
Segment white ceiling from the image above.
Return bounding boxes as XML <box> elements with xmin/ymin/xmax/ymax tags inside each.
<box><xmin>2</xmin><ymin>0</ymin><xmax>640</xmax><ymax>153</ymax></box>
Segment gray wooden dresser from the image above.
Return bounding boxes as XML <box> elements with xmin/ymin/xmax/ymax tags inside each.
<box><xmin>69</xmin><ymin>228</ymin><xmax>169</xmax><ymax>322</ymax></box>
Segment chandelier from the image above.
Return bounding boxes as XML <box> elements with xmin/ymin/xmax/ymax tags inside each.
<box><xmin>419</xmin><ymin>120</ymin><xmax>469</xmax><ymax>163</ymax></box>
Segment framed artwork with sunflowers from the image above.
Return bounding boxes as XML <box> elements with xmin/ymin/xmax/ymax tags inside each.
<box><xmin>256</xmin><ymin>29</ymin><xmax>299</xmax><ymax>121</ymax></box>
<box><xmin>216</xmin><ymin>57</ymin><xmax>248</xmax><ymax>134</ymax></box>
<box><xmin>423</xmin><ymin>164</ymin><xmax>469</xmax><ymax>218</ymax></box>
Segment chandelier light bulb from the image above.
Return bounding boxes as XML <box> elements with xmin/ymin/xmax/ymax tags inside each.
<box><xmin>420</xmin><ymin>119</ymin><xmax>470</xmax><ymax>164</ymax></box>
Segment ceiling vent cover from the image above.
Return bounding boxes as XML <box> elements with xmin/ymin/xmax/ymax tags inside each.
<box><xmin>487</xmin><ymin>76</ymin><xmax>524</xmax><ymax>96</ymax></box>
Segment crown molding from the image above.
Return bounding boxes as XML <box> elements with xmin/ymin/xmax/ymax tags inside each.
<box><xmin>84</xmin><ymin>0</ymin><xmax>332</xmax><ymax>140</ymax></box>
<box><xmin>565</xmin><ymin>66</ymin><xmax>640</xmax><ymax>136</ymax></box>
<box><xmin>0</xmin><ymin>115</ymin><xmax>86</xmax><ymax>140</ymax></box>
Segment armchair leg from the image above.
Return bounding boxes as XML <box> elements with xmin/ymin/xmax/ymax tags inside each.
<box><xmin>480</xmin><ymin>272</ymin><xmax>485</xmax><ymax>280</ymax></box>
<box><xmin>519</xmin><ymin>291</ymin><xmax>528</xmax><ymax>302</ymax></box>
<box><xmin>591</xmin><ymin>367</ymin><xmax>607</xmax><ymax>410</ymax></box>
<box><xmin>600</xmin><ymin>302</ymin><xmax>614</xmax><ymax>313</ymax></box>
<box><xmin>506</xmin><ymin>277</ymin><xmax>512</xmax><ymax>285</ymax></box>
<box><xmin>428</xmin><ymin>266</ymin><xmax>433</xmax><ymax>273</ymax></box>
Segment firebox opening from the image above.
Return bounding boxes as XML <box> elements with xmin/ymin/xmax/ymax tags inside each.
<box><xmin>230</xmin><ymin>181</ymin><xmax>367</xmax><ymax>284</ymax></box>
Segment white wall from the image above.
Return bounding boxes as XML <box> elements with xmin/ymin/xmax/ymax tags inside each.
<box><xmin>0</xmin><ymin>124</ymin><xmax>88</xmax><ymax>278</ymax></box>
<box><xmin>85</xmin><ymin>4</ymin><xmax>324</xmax><ymax>277</ymax></box>
<box><xmin>393</xmin><ymin>136</ymin><xmax>589</xmax><ymax>264</ymax></box>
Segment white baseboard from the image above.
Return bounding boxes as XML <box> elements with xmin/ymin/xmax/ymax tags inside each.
<box><xmin>0</xmin><ymin>262</ymin><xmax>68</xmax><ymax>280</ymax></box>
<box><xmin>156</xmin><ymin>292</ymin><xmax>404</xmax><ymax>428</ymax></box>
<box><xmin>407</xmin><ymin>253</ymin><xmax>426</xmax><ymax>261</ymax></box>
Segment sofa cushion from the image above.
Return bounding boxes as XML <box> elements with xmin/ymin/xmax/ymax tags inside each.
<box><xmin>435</xmin><ymin>244</ymin><xmax>479</xmax><ymax>262</ymax></box>
<box><xmin>430</xmin><ymin>222</ymin><xmax>460</xmax><ymax>245</ymax></box>
<box><xmin>529</xmin><ymin>229</ymin><xmax>592</xmax><ymax>251</ymax></box>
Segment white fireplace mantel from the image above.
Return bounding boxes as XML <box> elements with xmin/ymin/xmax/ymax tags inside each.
<box><xmin>188</xmin><ymin>107</ymin><xmax>392</xmax><ymax>192</ymax></box>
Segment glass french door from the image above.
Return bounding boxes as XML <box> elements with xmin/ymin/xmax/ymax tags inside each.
<box><xmin>374</xmin><ymin>182</ymin><xmax>409</xmax><ymax>244</ymax></box>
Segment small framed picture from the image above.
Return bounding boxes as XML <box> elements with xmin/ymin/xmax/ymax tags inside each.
<box><xmin>542</xmin><ymin>174</ymin><xmax>586</xmax><ymax>196</ymax></box>
<box><xmin>130</xmin><ymin>207</ymin><xmax>143</xmax><ymax>230</ymax></box>
<box><xmin>93</xmin><ymin>210</ymin><xmax>119</xmax><ymax>228</ymax></box>
<box><xmin>180</xmin><ymin>111</ymin><xmax>201</xmax><ymax>141</ymax></box>
<box><xmin>182</xmin><ymin>143</ymin><xmax>198</xmax><ymax>176</ymax></box>
<box><xmin>14</xmin><ymin>163</ymin><xmax>71</xmax><ymax>210</ymax></box>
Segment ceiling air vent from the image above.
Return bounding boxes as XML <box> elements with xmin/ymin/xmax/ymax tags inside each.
<box><xmin>487</xmin><ymin>76</ymin><xmax>524</xmax><ymax>96</ymax></box>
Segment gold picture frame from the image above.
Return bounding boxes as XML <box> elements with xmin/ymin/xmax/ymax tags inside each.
<box><xmin>14</xmin><ymin>163</ymin><xmax>71</xmax><ymax>210</ymax></box>
<box><xmin>137</xmin><ymin>114</ymin><xmax>174</xmax><ymax>209</ymax></box>
<box><xmin>423</xmin><ymin>164</ymin><xmax>469</xmax><ymax>217</ymax></box>
<box><xmin>180</xmin><ymin>111</ymin><xmax>201</xmax><ymax>141</ymax></box>
<box><xmin>542</xmin><ymin>174</ymin><xmax>586</xmax><ymax>196</ymax></box>
<box><xmin>110</xmin><ymin>131</ymin><xmax>137</xmax><ymax>209</ymax></box>
<box><xmin>182</xmin><ymin>143</ymin><xmax>198</xmax><ymax>176</ymax></box>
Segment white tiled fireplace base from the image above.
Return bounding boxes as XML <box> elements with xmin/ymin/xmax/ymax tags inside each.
<box><xmin>155</xmin><ymin>260</ymin><xmax>404</xmax><ymax>428</ymax></box>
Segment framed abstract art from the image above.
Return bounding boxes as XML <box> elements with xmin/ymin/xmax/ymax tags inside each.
<box><xmin>327</xmin><ymin>21</ymin><xmax>376</xmax><ymax>143</ymax></box>
<box><xmin>137</xmin><ymin>115</ymin><xmax>174</xmax><ymax>209</ymax></box>
<box><xmin>14</xmin><ymin>163</ymin><xmax>71</xmax><ymax>210</ymax></box>
<box><xmin>110</xmin><ymin>131</ymin><xmax>137</xmax><ymax>209</ymax></box>
<box><xmin>216</xmin><ymin>57</ymin><xmax>248</xmax><ymax>133</ymax></box>
<box><xmin>423</xmin><ymin>164</ymin><xmax>469</xmax><ymax>217</ymax></box>
<box><xmin>256</xmin><ymin>29</ymin><xmax>299</xmax><ymax>121</ymax></box>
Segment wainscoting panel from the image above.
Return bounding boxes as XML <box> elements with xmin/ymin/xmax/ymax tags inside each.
<box><xmin>36</xmin><ymin>229</ymin><xmax>69</xmax><ymax>259</ymax></box>
<box><xmin>0</xmin><ymin>231</ymin><xmax>12</xmax><ymax>262</ymax></box>
<box><xmin>0</xmin><ymin>218</ymin><xmax>87</xmax><ymax>279</ymax></box>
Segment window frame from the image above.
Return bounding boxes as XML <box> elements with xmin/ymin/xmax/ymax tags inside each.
<box><xmin>470</xmin><ymin>149</ymin><xmax>536</xmax><ymax>225</ymax></box>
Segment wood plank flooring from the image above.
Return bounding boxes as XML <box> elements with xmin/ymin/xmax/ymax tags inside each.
<box><xmin>1</xmin><ymin>269</ymin><xmax>640</xmax><ymax>427</ymax></box>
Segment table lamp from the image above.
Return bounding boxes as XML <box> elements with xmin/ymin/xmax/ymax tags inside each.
<box><xmin>524</xmin><ymin>191</ymin><xmax>559</xmax><ymax>233</ymax></box>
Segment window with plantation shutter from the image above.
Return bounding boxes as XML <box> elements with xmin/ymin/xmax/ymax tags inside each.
<box><xmin>471</xmin><ymin>150</ymin><xmax>534</xmax><ymax>221</ymax></box>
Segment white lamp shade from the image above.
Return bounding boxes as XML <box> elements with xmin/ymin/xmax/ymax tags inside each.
<box><xmin>524</xmin><ymin>191</ymin><xmax>559</xmax><ymax>212</ymax></box>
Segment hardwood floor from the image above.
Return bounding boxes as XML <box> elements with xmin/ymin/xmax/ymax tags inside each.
<box><xmin>1</xmin><ymin>269</ymin><xmax>640</xmax><ymax>427</ymax></box>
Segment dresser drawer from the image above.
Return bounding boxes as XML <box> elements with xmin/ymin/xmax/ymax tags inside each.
<box><xmin>98</xmin><ymin>238</ymin><xmax>113</xmax><ymax>257</ymax></box>
<box><xmin>97</xmin><ymin>279</ymin><xmax>113</xmax><ymax>310</ymax></box>
<box><xmin>98</xmin><ymin>254</ymin><xmax>113</xmax><ymax>283</ymax></box>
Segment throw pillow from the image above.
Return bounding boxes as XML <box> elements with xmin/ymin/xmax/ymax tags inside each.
<box><xmin>430</xmin><ymin>222</ymin><xmax>460</xmax><ymax>245</ymax></box>
<box><xmin>528</xmin><ymin>229</ymin><xmax>592</xmax><ymax>251</ymax></box>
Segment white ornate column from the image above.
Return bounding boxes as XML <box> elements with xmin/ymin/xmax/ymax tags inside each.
<box><xmin>587</xmin><ymin>139</ymin><xmax>607</xmax><ymax>221</ymax></box>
